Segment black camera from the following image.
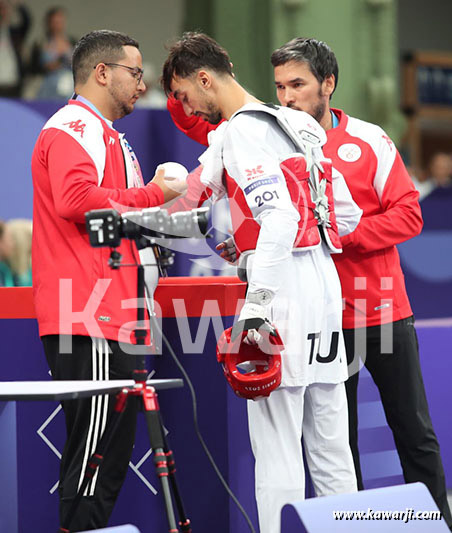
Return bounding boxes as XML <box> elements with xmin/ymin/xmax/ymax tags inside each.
<box><xmin>85</xmin><ymin>207</ymin><xmax>210</xmax><ymax>248</ymax></box>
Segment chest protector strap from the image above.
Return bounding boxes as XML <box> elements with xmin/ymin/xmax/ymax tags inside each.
<box><xmin>226</xmin><ymin>104</ymin><xmax>342</xmax><ymax>257</ymax></box>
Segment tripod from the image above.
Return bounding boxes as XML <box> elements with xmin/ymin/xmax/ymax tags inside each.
<box><xmin>60</xmin><ymin>262</ymin><xmax>191</xmax><ymax>533</ymax></box>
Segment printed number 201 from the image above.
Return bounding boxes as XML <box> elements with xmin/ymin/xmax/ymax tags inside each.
<box><xmin>255</xmin><ymin>190</ymin><xmax>279</xmax><ymax>207</ymax></box>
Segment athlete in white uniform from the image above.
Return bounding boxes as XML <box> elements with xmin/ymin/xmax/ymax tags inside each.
<box><xmin>224</xmin><ymin>107</ymin><xmax>359</xmax><ymax>533</ymax></box>
<box><xmin>162</xmin><ymin>32</ymin><xmax>360</xmax><ymax>533</ymax></box>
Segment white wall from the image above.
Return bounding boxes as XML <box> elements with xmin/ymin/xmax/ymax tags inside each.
<box><xmin>25</xmin><ymin>0</ymin><xmax>184</xmax><ymax>75</ymax></box>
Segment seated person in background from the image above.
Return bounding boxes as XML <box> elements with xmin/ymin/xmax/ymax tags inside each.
<box><xmin>30</xmin><ymin>6</ymin><xmax>76</xmax><ymax>100</ymax></box>
<box><xmin>408</xmin><ymin>164</ymin><xmax>434</xmax><ymax>201</ymax></box>
<box><xmin>427</xmin><ymin>152</ymin><xmax>452</xmax><ymax>190</ymax></box>
<box><xmin>7</xmin><ymin>218</ymin><xmax>32</xmax><ymax>286</ymax></box>
<box><xmin>419</xmin><ymin>152</ymin><xmax>452</xmax><ymax>230</ymax></box>
<box><xmin>412</xmin><ymin>152</ymin><xmax>452</xmax><ymax>204</ymax></box>
<box><xmin>0</xmin><ymin>0</ymin><xmax>31</xmax><ymax>97</ymax></box>
<box><xmin>0</xmin><ymin>219</ymin><xmax>14</xmax><ymax>286</ymax></box>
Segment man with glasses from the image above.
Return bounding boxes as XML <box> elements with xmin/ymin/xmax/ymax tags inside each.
<box><xmin>102</xmin><ymin>62</ymin><xmax>144</xmax><ymax>83</ymax></box>
<box><xmin>31</xmin><ymin>30</ymin><xmax>184</xmax><ymax>531</ymax></box>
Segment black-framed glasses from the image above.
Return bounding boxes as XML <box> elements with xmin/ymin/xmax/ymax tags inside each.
<box><xmin>95</xmin><ymin>63</ymin><xmax>144</xmax><ymax>84</ymax></box>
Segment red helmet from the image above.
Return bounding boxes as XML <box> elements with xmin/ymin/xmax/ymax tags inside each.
<box><xmin>216</xmin><ymin>326</ymin><xmax>283</xmax><ymax>400</ymax></box>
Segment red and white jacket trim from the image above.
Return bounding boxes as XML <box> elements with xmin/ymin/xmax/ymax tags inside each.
<box><xmin>326</xmin><ymin>109</ymin><xmax>423</xmax><ymax>328</ymax></box>
<box><xmin>32</xmin><ymin>100</ymin><xmax>164</xmax><ymax>343</ymax></box>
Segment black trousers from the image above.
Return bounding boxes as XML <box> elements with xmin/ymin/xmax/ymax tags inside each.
<box><xmin>42</xmin><ymin>335</ymin><xmax>141</xmax><ymax>532</ymax></box>
<box><xmin>344</xmin><ymin>317</ymin><xmax>452</xmax><ymax>528</ymax></box>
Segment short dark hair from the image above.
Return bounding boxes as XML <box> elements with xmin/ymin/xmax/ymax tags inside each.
<box><xmin>161</xmin><ymin>32</ymin><xmax>232</xmax><ymax>95</ymax></box>
<box><xmin>271</xmin><ymin>38</ymin><xmax>339</xmax><ymax>95</ymax></box>
<box><xmin>72</xmin><ymin>30</ymin><xmax>139</xmax><ymax>86</ymax></box>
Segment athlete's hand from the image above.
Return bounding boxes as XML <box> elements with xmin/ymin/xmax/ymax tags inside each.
<box><xmin>216</xmin><ymin>237</ymin><xmax>237</xmax><ymax>264</ymax></box>
<box><xmin>236</xmin><ymin>302</ymin><xmax>269</xmax><ymax>345</ymax></box>
<box><xmin>148</xmin><ymin>167</ymin><xmax>187</xmax><ymax>204</ymax></box>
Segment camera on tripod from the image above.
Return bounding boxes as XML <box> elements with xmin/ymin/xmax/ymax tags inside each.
<box><xmin>85</xmin><ymin>206</ymin><xmax>210</xmax><ymax>248</ymax></box>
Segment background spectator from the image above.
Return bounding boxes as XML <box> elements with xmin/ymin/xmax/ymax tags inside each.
<box><xmin>29</xmin><ymin>6</ymin><xmax>75</xmax><ymax>100</ymax></box>
<box><xmin>408</xmin><ymin>164</ymin><xmax>435</xmax><ymax>200</ymax></box>
<box><xmin>410</xmin><ymin>153</ymin><xmax>452</xmax><ymax>201</ymax></box>
<box><xmin>427</xmin><ymin>151</ymin><xmax>452</xmax><ymax>189</ymax></box>
<box><xmin>418</xmin><ymin>152</ymin><xmax>452</xmax><ymax>229</ymax></box>
<box><xmin>0</xmin><ymin>0</ymin><xmax>31</xmax><ymax>97</ymax></box>
<box><xmin>0</xmin><ymin>219</ymin><xmax>14</xmax><ymax>286</ymax></box>
<box><xmin>7</xmin><ymin>218</ymin><xmax>32</xmax><ymax>286</ymax></box>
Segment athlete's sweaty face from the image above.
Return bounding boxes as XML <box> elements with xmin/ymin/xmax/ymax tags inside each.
<box><xmin>171</xmin><ymin>74</ymin><xmax>223</xmax><ymax>125</ymax></box>
<box><xmin>274</xmin><ymin>60</ymin><xmax>334</xmax><ymax>130</ymax></box>
<box><xmin>107</xmin><ymin>45</ymin><xmax>146</xmax><ymax>119</ymax></box>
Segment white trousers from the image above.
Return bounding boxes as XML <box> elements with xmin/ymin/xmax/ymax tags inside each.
<box><xmin>247</xmin><ymin>382</ymin><xmax>357</xmax><ymax>533</ymax></box>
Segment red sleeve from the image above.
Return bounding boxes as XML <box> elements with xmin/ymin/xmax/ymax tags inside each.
<box><xmin>341</xmin><ymin>151</ymin><xmax>423</xmax><ymax>253</ymax></box>
<box><xmin>167</xmin><ymin>95</ymin><xmax>223</xmax><ymax>146</ymax></box>
<box><xmin>167</xmin><ymin>164</ymin><xmax>212</xmax><ymax>214</ymax></box>
<box><xmin>45</xmin><ymin>130</ymin><xmax>164</xmax><ymax>223</ymax></box>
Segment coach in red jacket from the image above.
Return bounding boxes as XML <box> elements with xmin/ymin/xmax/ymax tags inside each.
<box><xmin>270</xmin><ymin>38</ymin><xmax>452</xmax><ymax>526</ymax></box>
<box><xmin>32</xmin><ymin>30</ymin><xmax>183</xmax><ymax>531</ymax></box>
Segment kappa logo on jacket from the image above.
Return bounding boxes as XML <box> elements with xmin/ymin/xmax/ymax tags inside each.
<box><xmin>63</xmin><ymin>119</ymin><xmax>86</xmax><ymax>137</ymax></box>
<box><xmin>382</xmin><ymin>134</ymin><xmax>394</xmax><ymax>151</ymax></box>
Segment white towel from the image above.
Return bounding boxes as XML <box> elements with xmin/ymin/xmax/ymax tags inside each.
<box><xmin>199</xmin><ymin>121</ymin><xmax>229</xmax><ymax>201</ymax></box>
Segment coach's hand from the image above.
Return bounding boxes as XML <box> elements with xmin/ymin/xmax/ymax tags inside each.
<box><xmin>149</xmin><ymin>167</ymin><xmax>187</xmax><ymax>203</ymax></box>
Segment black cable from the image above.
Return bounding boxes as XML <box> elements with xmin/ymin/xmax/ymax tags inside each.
<box><xmin>121</xmin><ymin>244</ymin><xmax>256</xmax><ymax>533</ymax></box>
<box><xmin>148</xmin><ymin>312</ymin><xmax>257</xmax><ymax>533</ymax></box>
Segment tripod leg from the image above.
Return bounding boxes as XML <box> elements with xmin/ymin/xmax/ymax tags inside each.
<box><xmin>162</xmin><ymin>429</ymin><xmax>192</xmax><ymax>532</ymax></box>
<box><xmin>142</xmin><ymin>386</ymin><xmax>180</xmax><ymax>533</ymax></box>
<box><xmin>153</xmin><ymin>447</ymin><xmax>179</xmax><ymax>533</ymax></box>
<box><xmin>59</xmin><ymin>389</ymin><xmax>129</xmax><ymax>533</ymax></box>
